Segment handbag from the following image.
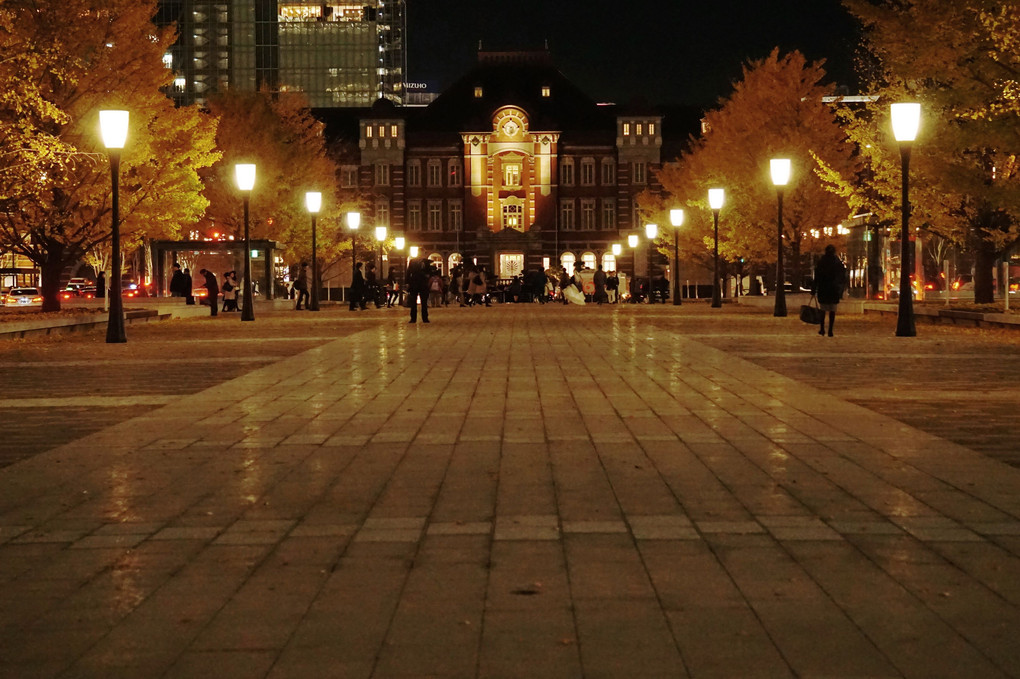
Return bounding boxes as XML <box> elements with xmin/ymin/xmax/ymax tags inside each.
<box><xmin>799</xmin><ymin>296</ymin><xmax>825</xmax><ymax>324</ymax></box>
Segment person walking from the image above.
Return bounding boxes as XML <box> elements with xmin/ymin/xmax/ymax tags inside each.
<box><xmin>427</xmin><ymin>267</ymin><xmax>444</xmax><ymax>307</ymax></box>
<box><xmin>349</xmin><ymin>261</ymin><xmax>366</xmax><ymax>311</ymax></box>
<box><xmin>460</xmin><ymin>265</ymin><xmax>473</xmax><ymax>307</ymax></box>
<box><xmin>811</xmin><ymin>244</ymin><xmax>847</xmax><ymax>337</ymax></box>
<box><xmin>385</xmin><ymin>268</ymin><xmax>399</xmax><ymax>307</ymax></box>
<box><xmin>294</xmin><ymin>262</ymin><xmax>309</xmax><ymax>310</ymax></box>
<box><xmin>467</xmin><ymin>265</ymin><xmax>488</xmax><ymax>306</ymax></box>
<box><xmin>199</xmin><ymin>268</ymin><xmax>219</xmax><ymax>316</ymax></box>
<box><xmin>558</xmin><ymin>267</ymin><xmax>571</xmax><ymax>305</ymax></box>
<box><xmin>365</xmin><ymin>262</ymin><xmax>382</xmax><ymax>308</ymax></box>
<box><xmin>405</xmin><ymin>257</ymin><xmax>430</xmax><ymax>323</ymax></box>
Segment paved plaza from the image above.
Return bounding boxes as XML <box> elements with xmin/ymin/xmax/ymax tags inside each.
<box><xmin>1</xmin><ymin>303</ymin><xmax>1019</xmax><ymax>678</ymax></box>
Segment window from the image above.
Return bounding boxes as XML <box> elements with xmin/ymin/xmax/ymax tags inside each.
<box><xmin>602</xmin><ymin>253</ymin><xmax>617</xmax><ymax>272</ymax></box>
<box><xmin>648</xmin><ymin>123</ymin><xmax>656</xmax><ymax>135</ymax></box>
<box><xmin>601</xmin><ymin>159</ymin><xmax>615</xmax><ymax>185</ymax></box>
<box><xmin>366</xmin><ymin>125</ymin><xmax>373</xmax><ymax>138</ymax></box>
<box><xmin>377</xmin><ymin>124</ymin><xmax>386</xmax><ymax>138</ymax></box>
<box><xmin>636</xmin><ymin>123</ymin><xmax>643</xmax><ymax>135</ymax></box>
<box><xmin>427</xmin><ymin>159</ymin><xmax>442</xmax><ymax>187</ymax></box>
<box><xmin>474</xmin><ymin>86</ymin><xmax>483</xmax><ymax>98</ymax></box>
<box><xmin>580</xmin><ymin>199</ymin><xmax>596</xmax><ymax>231</ymax></box>
<box><xmin>560</xmin><ymin>158</ymin><xmax>574</xmax><ymax>186</ymax></box>
<box><xmin>406</xmin><ymin>160</ymin><xmax>421</xmax><ymax>187</ymax></box>
<box><xmin>623</xmin><ymin>123</ymin><xmax>631</xmax><ymax>136</ymax></box>
<box><xmin>632</xmin><ymin>161</ymin><xmax>646</xmax><ymax>185</ymax></box>
<box><xmin>341</xmin><ymin>165</ymin><xmax>358</xmax><ymax>188</ymax></box>
<box><xmin>427</xmin><ymin>200</ymin><xmax>442</xmax><ymax>231</ymax></box>
<box><xmin>375</xmin><ymin>198</ymin><xmax>389</xmax><ymax>226</ymax></box>
<box><xmin>449</xmin><ymin>200</ymin><xmax>463</xmax><ymax>231</ymax></box>
<box><xmin>601</xmin><ymin>199</ymin><xmax>616</xmax><ymax>230</ymax></box>
<box><xmin>407</xmin><ymin>201</ymin><xmax>422</xmax><ymax>231</ymax></box>
<box><xmin>503</xmin><ymin>202</ymin><xmax>523</xmax><ymax>231</ymax></box>
<box><xmin>390</xmin><ymin>124</ymin><xmax>398</xmax><ymax>137</ymax></box>
<box><xmin>581</xmin><ymin>252</ymin><xmax>597</xmax><ymax>270</ymax></box>
<box><xmin>560</xmin><ymin>200</ymin><xmax>575</xmax><ymax>230</ymax></box>
<box><xmin>503</xmin><ymin>162</ymin><xmax>521</xmax><ymax>187</ymax></box>
<box><xmin>561</xmin><ymin>252</ymin><xmax>576</xmax><ymax>275</ymax></box>
<box><xmin>449</xmin><ymin>160</ymin><xmax>462</xmax><ymax>187</ymax></box>
<box><xmin>375</xmin><ymin>163</ymin><xmax>390</xmax><ymax>186</ymax></box>
<box><xmin>580</xmin><ymin>158</ymin><xmax>595</xmax><ymax>186</ymax></box>
<box><xmin>541</xmin><ymin>85</ymin><xmax>551</xmax><ymax>97</ymax></box>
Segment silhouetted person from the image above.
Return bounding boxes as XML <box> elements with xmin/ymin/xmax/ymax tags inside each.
<box><xmin>812</xmin><ymin>244</ymin><xmax>847</xmax><ymax>337</ymax></box>
<box><xmin>405</xmin><ymin>258</ymin><xmax>429</xmax><ymax>323</ymax></box>
<box><xmin>199</xmin><ymin>268</ymin><xmax>218</xmax><ymax>316</ymax></box>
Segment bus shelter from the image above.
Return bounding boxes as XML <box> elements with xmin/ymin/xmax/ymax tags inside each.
<box><xmin>150</xmin><ymin>239</ymin><xmax>279</xmax><ymax>299</ymax></box>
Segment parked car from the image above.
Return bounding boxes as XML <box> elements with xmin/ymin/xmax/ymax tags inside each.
<box><xmin>3</xmin><ymin>287</ymin><xmax>43</xmax><ymax>307</ymax></box>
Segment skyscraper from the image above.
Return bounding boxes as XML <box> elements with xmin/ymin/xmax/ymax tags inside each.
<box><xmin>157</xmin><ymin>1</ymin><xmax>406</xmax><ymax>108</ymax></box>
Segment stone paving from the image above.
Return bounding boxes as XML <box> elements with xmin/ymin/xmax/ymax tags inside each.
<box><xmin>1</xmin><ymin>304</ymin><xmax>1019</xmax><ymax>678</ymax></box>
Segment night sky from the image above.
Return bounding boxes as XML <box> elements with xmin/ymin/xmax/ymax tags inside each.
<box><xmin>407</xmin><ymin>0</ymin><xmax>862</xmax><ymax>107</ymax></box>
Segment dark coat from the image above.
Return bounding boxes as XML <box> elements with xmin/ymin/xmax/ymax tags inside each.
<box><xmin>351</xmin><ymin>267</ymin><xmax>365</xmax><ymax>292</ymax></box>
<box><xmin>405</xmin><ymin>260</ymin><xmax>429</xmax><ymax>293</ymax></box>
<box><xmin>202</xmin><ymin>270</ymin><xmax>219</xmax><ymax>295</ymax></box>
<box><xmin>812</xmin><ymin>253</ymin><xmax>846</xmax><ymax>305</ymax></box>
<box><xmin>169</xmin><ymin>270</ymin><xmax>188</xmax><ymax>296</ymax></box>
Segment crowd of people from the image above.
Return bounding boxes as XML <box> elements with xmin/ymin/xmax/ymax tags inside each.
<box><xmin>342</xmin><ymin>260</ymin><xmax>672</xmax><ymax>315</ymax></box>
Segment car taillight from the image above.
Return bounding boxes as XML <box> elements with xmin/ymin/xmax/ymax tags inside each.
<box><xmin>32</xmin><ymin>297</ymin><xmax>42</xmax><ymax>302</ymax></box>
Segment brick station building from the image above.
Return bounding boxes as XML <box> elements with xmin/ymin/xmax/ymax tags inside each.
<box><xmin>320</xmin><ymin>49</ymin><xmax>695</xmax><ymax>280</ymax></box>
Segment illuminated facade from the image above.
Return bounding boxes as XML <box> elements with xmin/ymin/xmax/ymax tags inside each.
<box><xmin>157</xmin><ymin>0</ymin><xmax>405</xmax><ymax>107</ymax></box>
<box><xmin>325</xmin><ymin>51</ymin><xmax>683</xmax><ymax>279</ymax></box>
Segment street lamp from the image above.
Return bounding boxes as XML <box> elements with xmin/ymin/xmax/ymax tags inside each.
<box><xmin>235</xmin><ymin>163</ymin><xmax>256</xmax><ymax>321</ymax></box>
<box><xmin>305</xmin><ymin>191</ymin><xmax>321</xmax><ymax>311</ymax></box>
<box><xmin>770</xmin><ymin>159</ymin><xmax>791</xmax><ymax>317</ymax></box>
<box><xmin>628</xmin><ymin>233</ymin><xmax>639</xmax><ymax>302</ymax></box>
<box><xmin>892</xmin><ymin>102</ymin><xmax>921</xmax><ymax>337</ymax></box>
<box><xmin>375</xmin><ymin>225</ymin><xmax>387</xmax><ymax>281</ymax></box>
<box><xmin>670</xmin><ymin>209</ymin><xmax>684</xmax><ymax>306</ymax></box>
<box><xmin>708</xmin><ymin>188</ymin><xmax>725</xmax><ymax>308</ymax></box>
<box><xmin>99</xmin><ymin>109</ymin><xmax>128</xmax><ymax>343</ymax></box>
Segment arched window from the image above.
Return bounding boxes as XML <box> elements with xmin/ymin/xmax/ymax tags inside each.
<box><xmin>428</xmin><ymin>252</ymin><xmax>444</xmax><ymax>274</ymax></box>
<box><xmin>561</xmin><ymin>252</ymin><xmax>576</xmax><ymax>275</ymax></box>
<box><xmin>448</xmin><ymin>253</ymin><xmax>463</xmax><ymax>272</ymax></box>
<box><xmin>602</xmin><ymin>253</ymin><xmax>617</xmax><ymax>272</ymax></box>
<box><xmin>581</xmin><ymin>251</ymin><xmax>596</xmax><ymax>271</ymax></box>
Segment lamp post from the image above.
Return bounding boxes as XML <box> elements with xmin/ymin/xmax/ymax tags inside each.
<box><xmin>670</xmin><ymin>209</ymin><xmax>684</xmax><ymax>306</ymax></box>
<box><xmin>770</xmin><ymin>159</ymin><xmax>791</xmax><ymax>317</ymax></box>
<box><xmin>628</xmin><ymin>233</ymin><xmax>639</xmax><ymax>303</ymax></box>
<box><xmin>305</xmin><ymin>191</ymin><xmax>321</xmax><ymax>311</ymax></box>
<box><xmin>235</xmin><ymin>164</ymin><xmax>256</xmax><ymax>321</ymax></box>
<box><xmin>99</xmin><ymin>110</ymin><xmax>129</xmax><ymax>343</ymax></box>
<box><xmin>708</xmin><ymin>188</ymin><xmax>725</xmax><ymax>308</ymax></box>
<box><xmin>645</xmin><ymin>223</ymin><xmax>658</xmax><ymax>302</ymax></box>
<box><xmin>892</xmin><ymin>103</ymin><xmax>920</xmax><ymax>337</ymax></box>
<box><xmin>375</xmin><ymin>225</ymin><xmax>387</xmax><ymax>280</ymax></box>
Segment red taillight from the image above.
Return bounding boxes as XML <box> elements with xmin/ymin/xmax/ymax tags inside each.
<box><xmin>32</xmin><ymin>297</ymin><xmax>42</xmax><ymax>303</ymax></box>
<box><xmin>61</xmin><ymin>293</ymin><xmax>70</xmax><ymax>299</ymax></box>
<box><xmin>925</xmin><ymin>283</ymin><xmax>934</xmax><ymax>290</ymax></box>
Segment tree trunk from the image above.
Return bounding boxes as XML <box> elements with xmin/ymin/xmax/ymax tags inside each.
<box><xmin>974</xmin><ymin>238</ymin><xmax>997</xmax><ymax>304</ymax></box>
<box><xmin>39</xmin><ymin>244</ymin><xmax>66</xmax><ymax>312</ymax></box>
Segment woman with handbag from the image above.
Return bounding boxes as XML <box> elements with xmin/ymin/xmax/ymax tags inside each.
<box><xmin>811</xmin><ymin>245</ymin><xmax>847</xmax><ymax>337</ymax></box>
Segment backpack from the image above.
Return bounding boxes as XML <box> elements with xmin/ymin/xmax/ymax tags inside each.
<box><xmin>429</xmin><ymin>276</ymin><xmax>442</xmax><ymax>292</ymax></box>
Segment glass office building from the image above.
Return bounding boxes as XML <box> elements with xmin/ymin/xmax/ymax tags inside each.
<box><xmin>158</xmin><ymin>1</ymin><xmax>405</xmax><ymax>107</ymax></box>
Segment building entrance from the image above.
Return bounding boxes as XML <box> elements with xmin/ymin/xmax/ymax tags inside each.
<box><xmin>498</xmin><ymin>253</ymin><xmax>524</xmax><ymax>279</ymax></box>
